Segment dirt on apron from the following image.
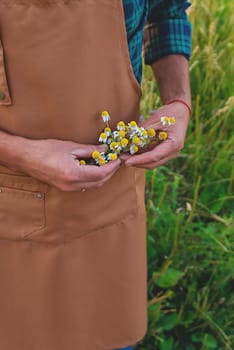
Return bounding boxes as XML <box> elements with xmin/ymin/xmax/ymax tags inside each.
<box><xmin>0</xmin><ymin>1</ymin><xmax>147</xmax><ymax>349</ymax></box>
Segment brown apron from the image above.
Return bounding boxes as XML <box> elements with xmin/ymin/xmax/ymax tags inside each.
<box><xmin>0</xmin><ymin>1</ymin><xmax>147</xmax><ymax>349</ymax></box>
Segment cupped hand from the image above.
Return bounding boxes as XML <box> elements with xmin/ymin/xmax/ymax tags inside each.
<box><xmin>119</xmin><ymin>102</ymin><xmax>190</xmax><ymax>169</ymax></box>
<box><xmin>23</xmin><ymin>138</ymin><xmax>121</xmax><ymax>191</ymax></box>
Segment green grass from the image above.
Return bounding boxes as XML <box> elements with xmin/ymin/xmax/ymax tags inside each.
<box><xmin>136</xmin><ymin>1</ymin><xmax>234</xmax><ymax>349</ymax></box>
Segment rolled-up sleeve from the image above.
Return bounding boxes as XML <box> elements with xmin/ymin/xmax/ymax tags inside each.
<box><xmin>143</xmin><ymin>0</ymin><xmax>192</xmax><ymax>65</ymax></box>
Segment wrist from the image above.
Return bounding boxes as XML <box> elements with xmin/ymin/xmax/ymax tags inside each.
<box><xmin>166</xmin><ymin>98</ymin><xmax>192</xmax><ymax>116</ymax></box>
<box><xmin>0</xmin><ymin>130</ymin><xmax>34</xmax><ymax>173</ymax></box>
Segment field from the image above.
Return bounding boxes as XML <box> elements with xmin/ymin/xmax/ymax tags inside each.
<box><xmin>136</xmin><ymin>1</ymin><xmax>234</xmax><ymax>349</ymax></box>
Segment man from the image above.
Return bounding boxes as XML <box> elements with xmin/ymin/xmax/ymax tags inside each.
<box><xmin>0</xmin><ymin>1</ymin><xmax>191</xmax><ymax>349</ymax></box>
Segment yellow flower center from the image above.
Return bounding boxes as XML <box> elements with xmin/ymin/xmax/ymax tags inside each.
<box><xmin>92</xmin><ymin>151</ymin><xmax>101</xmax><ymax>159</ymax></box>
<box><xmin>104</xmin><ymin>127</ymin><xmax>111</xmax><ymax>134</ymax></box>
<box><xmin>109</xmin><ymin>153</ymin><xmax>118</xmax><ymax>161</ymax></box>
<box><xmin>110</xmin><ymin>141</ymin><xmax>117</xmax><ymax>150</ymax></box>
<box><xmin>100</xmin><ymin>132</ymin><xmax>107</xmax><ymax>139</ymax></box>
<box><xmin>99</xmin><ymin>158</ymin><xmax>106</xmax><ymax>165</ymax></box>
<box><xmin>119</xmin><ymin>130</ymin><xmax>126</xmax><ymax>138</ymax></box>
<box><xmin>147</xmin><ymin>128</ymin><xmax>156</xmax><ymax>137</ymax></box>
<box><xmin>79</xmin><ymin>160</ymin><xmax>86</xmax><ymax>165</ymax></box>
<box><xmin>162</xmin><ymin>116</ymin><xmax>169</xmax><ymax>124</ymax></box>
<box><xmin>133</xmin><ymin>136</ymin><xmax>141</xmax><ymax>145</ymax></box>
<box><xmin>117</xmin><ymin>121</ymin><xmax>125</xmax><ymax>128</ymax></box>
<box><xmin>169</xmin><ymin>117</ymin><xmax>176</xmax><ymax>125</ymax></box>
<box><xmin>102</xmin><ymin>111</ymin><xmax>109</xmax><ymax>117</ymax></box>
<box><xmin>129</xmin><ymin>121</ymin><xmax>137</xmax><ymax>128</ymax></box>
<box><xmin>121</xmin><ymin>138</ymin><xmax>129</xmax><ymax>147</ymax></box>
<box><xmin>159</xmin><ymin>131</ymin><xmax>168</xmax><ymax>140</ymax></box>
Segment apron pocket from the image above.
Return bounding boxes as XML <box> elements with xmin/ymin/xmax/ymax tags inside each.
<box><xmin>56</xmin><ymin>166</ymin><xmax>139</xmax><ymax>243</ymax></box>
<box><xmin>0</xmin><ymin>173</ymin><xmax>46</xmax><ymax>241</ymax></box>
<box><xmin>0</xmin><ymin>39</ymin><xmax>12</xmax><ymax>106</ymax></box>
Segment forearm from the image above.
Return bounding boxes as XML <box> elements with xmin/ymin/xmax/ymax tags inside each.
<box><xmin>151</xmin><ymin>54</ymin><xmax>191</xmax><ymax>106</ymax></box>
<box><xmin>0</xmin><ymin>129</ymin><xmax>30</xmax><ymax>172</ymax></box>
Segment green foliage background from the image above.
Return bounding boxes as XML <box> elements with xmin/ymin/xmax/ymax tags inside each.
<box><xmin>136</xmin><ymin>1</ymin><xmax>234</xmax><ymax>349</ymax></box>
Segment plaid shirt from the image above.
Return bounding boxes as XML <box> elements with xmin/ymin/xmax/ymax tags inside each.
<box><xmin>123</xmin><ymin>0</ymin><xmax>192</xmax><ymax>84</ymax></box>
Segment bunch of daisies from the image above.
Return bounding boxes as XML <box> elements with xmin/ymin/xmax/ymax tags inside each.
<box><xmin>79</xmin><ymin>111</ymin><xmax>176</xmax><ymax>166</ymax></box>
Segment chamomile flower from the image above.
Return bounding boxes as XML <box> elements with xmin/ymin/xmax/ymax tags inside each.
<box><xmin>161</xmin><ymin>116</ymin><xmax>170</xmax><ymax>126</ymax></box>
<box><xmin>169</xmin><ymin>117</ymin><xmax>176</xmax><ymax>125</ymax></box>
<box><xmin>107</xmin><ymin>153</ymin><xmax>118</xmax><ymax>161</ymax></box>
<box><xmin>159</xmin><ymin>131</ymin><xmax>168</xmax><ymax>140</ymax></box>
<box><xmin>130</xmin><ymin>145</ymin><xmax>139</xmax><ymax>154</ymax></box>
<box><xmin>128</xmin><ymin>120</ymin><xmax>138</xmax><ymax>131</ymax></box>
<box><xmin>99</xmin><ymin>132</ymin><xmax>108</xmax><ymax>143</ymax></box>
<box><xmin>101</xmin><ymin>111</ymin><xmax>110</xmax><ymax>123</ymax></box>
<box><xmin>137</xmin><ymin>127</ymin><xmax>146</xmax><ymax>137</ymax></box>
<box><xmin>120</xmin><ymin>138</ymin><xmax>129</xmax><ymax>147</ymax></box>
<box><xmin>104</xmin><ymin>127</ymin><xmax>111</xmax><ymax>136</ymax></box>
<box><xmin>113</xmin><ymin>131</ymin><xmax>120</xmax><ymax>138</ymax></box>
<box><xmin>110</xmin><ymin>141</ymin><xmax>122</xmax><ymax>153</ymax></box>
<box><xmin>147</xmin><ymin>128</ymin><xmax>156</xmax><ymax>138</ymax></box>
<box><xmin>98</xmin><ymin>158</ymin><xmax>106</xmax><ymax>166</ymax></box>
<box><xmin>140</xmin><ymin>129</ymin><xmax>149</xmax><ymax>145</ymax></box>
<box><xmin>124</xmin><ymin>125</ymin><xmax>129</xmax><ymax>133</ymax></box>
<box><xmin>117</xmin><ymin>121</ymin><xmax>126</xmax><ymax>131</ymax></box>
<box><xmin>92</xmin><ymin>151</ymin><xmax>101</xmax><ymax>159</ymax></box>
<box><xmin>110</xmin><ymin>141</ymin><xmax>117</xmax><ymax>151</ymax></box>
<box><xmin>115</xmin><ymin>142</ymin><xmax>122</xmax><ymax>153</ymax></box>
<box><xmin>118</xmin><ymin>130</ymin><xmax>126</xmax><ymax>138</ymax></box>
<box><xmin>132</xmin><ymin>135</ymin><xmax>141</xmax><ymax>145</ymax></box>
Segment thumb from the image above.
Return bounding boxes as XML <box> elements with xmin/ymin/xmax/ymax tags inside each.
<box><xmin>119</xmin><ymin>153</ymin><xmax>131</xmax><ymax>161</ymax></box>
<box><xmin>71</xmin><ymin>144</ymin><xmax>107</xmax><ymax>158</ymax></box>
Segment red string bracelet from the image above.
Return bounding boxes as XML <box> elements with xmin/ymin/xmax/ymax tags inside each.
<box><xmin>167</xmin><ymin>99</ymin><xmax>192</xmax><ymax>116</ymax></box>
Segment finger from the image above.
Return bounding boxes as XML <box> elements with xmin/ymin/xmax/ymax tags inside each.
<box><xmin>133</xmin><ymin>152</ymin><xmax>179</xmax><ymax>170</ymax></box>
<box><xmin>125</xmin><ymin>140</ymin><xmax>175</xmax><ymax>167</ymax></box>
<box><xmin>71</xmin><ymin>144</ymin><xmax>108</xmax><ymax>158</ymax></box>
<box><xmin>59</xmin><ymin>162</ymin><xmax>119</xmax><ymax>192</ymax></box>
<box><xmin>119</xmin><ymin>145</ymin><xmax>155</xmax><ymax>162</ymax></box>
<box><xmin>77</xmin><ymin>158</ymin><xmax>121</xmax><ymax>182</ymax></box>
<box><xmin>119</xmin><ymin>153</ymin><xmax>131</xmax><ymax>161</ymax></box>
<box><xmin>71</xmin><ymin>160</ymin><xmax>122</xmax><ymax>191</ymax></box>
<box><xmin>71</xmin><ymin>168</ymin><xmax>117</xmax><ymax>191</ymax></box>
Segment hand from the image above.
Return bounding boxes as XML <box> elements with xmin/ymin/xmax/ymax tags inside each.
<box><xmin>22</xmin><ymin>138</ymin><xmax>121</xmax><ymax>191</ymax></box>
<box><xmin>120</xmin><ymin>102</ymin><xmax>190</xmax><ymax>169</ymax></box>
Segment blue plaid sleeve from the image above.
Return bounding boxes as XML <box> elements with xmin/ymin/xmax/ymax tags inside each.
<box><xmin>143</xmin><ymin>0</ymin><xmax>192</xmax><ymax>65</ymax></box>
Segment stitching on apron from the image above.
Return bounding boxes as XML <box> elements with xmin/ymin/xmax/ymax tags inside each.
<box><xmin>0</xmin><ymin>210</ymin><xmax>136</xmax><ymax>246</ymax></box>
<box><xmin>0</xmin><ymin>185</ymin><xmax>46</xmax><ymax>240</ymax></box>
<box><xmin>62</xmin><ymin>209</ymin><xmax>137</xmax><ymax>245</ymax></box>
<box><xmin>0</xmin><ymin>171</ymin><xmax>48</xmax><ymax>241</ymax></box>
